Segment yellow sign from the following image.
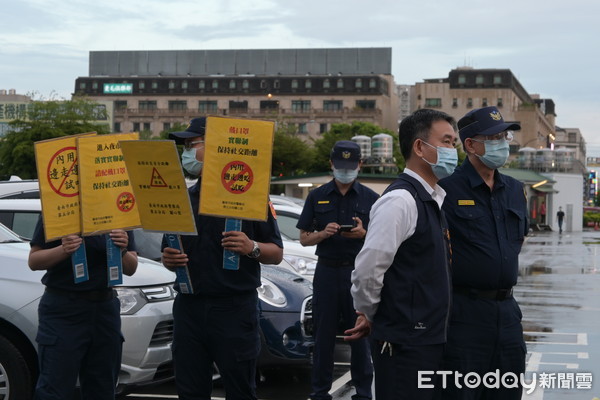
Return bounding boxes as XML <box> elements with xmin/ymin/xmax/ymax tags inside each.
<box><xmin>78</xmin><ymin>132</ymin><xmax>141</xmax><ymax>235</ymax></box>
<box><xmin>200</xmin><ymin>116</ymin><xmax>274</xmax><ymax>221</ymax></box>
<box><xmin>120</xmin><ymin>140</ymin><xmax>197</xmax><ymax>235</ymax></box>
<box><xmin>34</xmin><ymin>133</ymin><xmax>96</xmax><ymax>241</ymax></box>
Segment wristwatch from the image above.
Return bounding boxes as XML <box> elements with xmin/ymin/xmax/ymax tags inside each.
<box><xmin>247</xmin><ymin>241</ymin><xmax>261</xmax><ymax>259</ymax></box>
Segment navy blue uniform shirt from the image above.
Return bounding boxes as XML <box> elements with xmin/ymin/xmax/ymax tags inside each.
<box><xmin>30</xmin><ymin>220</ymin><xmax>136</xmax><ymax>291</ymax></box>
<box><xmin>162</xmin><ymin>179</ymin><xmax>283</xmax><ymax>296</ymax></box>
<box><xmin>296</xmin><ymin>179</ymin><xmax>379</xmax><ymax>261</ymax></box>
<box><xmin>439</xmin><ymin>158</ymin><xmax>528</xmax><ymax>290</ymax></box>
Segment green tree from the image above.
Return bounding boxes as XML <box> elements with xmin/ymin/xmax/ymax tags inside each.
<box><xmin>0</xmin><ymin>97</ymin><xmax>110</xmax><ymax>179</ymax></box>
<box><xmin>272</xmin><ymin>123</ymin><xmax>315</xmax><ymax>177</ymax></box>
<box><xmin>310</xmin><ymin>121</ymin><xmax>403</xmax><ymax>172</ymax></box>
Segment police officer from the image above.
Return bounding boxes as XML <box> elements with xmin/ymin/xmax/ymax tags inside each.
<box><xmin>161</xmin><ymin>117</ymin><xmax>284</xmax><ymax>400</ymax></box>
<box><xmin>29</xmin><ymin>225</ymin><xmax>137</xmax><ymax>399</ymax></box>
<box><xmin>346</xmin><ymin>109</ymin><xmax>457</xmax><ymax>400</ymax></box>
<box><xmin>297</xmin><ymin>140</ymin><xmax>378</xmax><ymax>400</ymax></box>
<box><xmin>439</xmin><ymin>106</ymin><xmax>528</xmax><ymax>399</ymax></box>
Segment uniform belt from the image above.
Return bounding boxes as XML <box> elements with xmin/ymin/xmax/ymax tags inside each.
<box><xmin>318</xmin><ymin>257</ymin><xmax>354</xmax><ymax>267</ymax></box>
<box><xmin>453</xmin><ymin>286</ymin><xmax>513</xmax><ymax>301</ymax></box>
<box><xmin>45</xmin><ymin>287</ymin><xmax>116</xmax><ymax>301</ymax></box>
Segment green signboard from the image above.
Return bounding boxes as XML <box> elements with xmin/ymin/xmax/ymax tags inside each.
<box><xmin>104</xmin><ymin>83</ymin><xmax>133</xmax><ymax>94</ymax></box>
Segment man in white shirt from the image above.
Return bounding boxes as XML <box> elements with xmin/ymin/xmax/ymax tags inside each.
<box><xmin>345</xmin><ymin>108</ymin><xmax>458</xmax><ymax>400</ymax></box>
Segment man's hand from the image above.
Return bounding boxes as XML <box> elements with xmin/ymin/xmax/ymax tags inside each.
<box><xmin>344</xmin><ymin>311</ymin><xmax>371</xmax><ymax>341</ymax></box>
<box><xmin>161</xmin><ymin>247</ymin><xmax>189</xmax><ymax>271</ymax></box>
<box><xmin>340</xmin><ymin>217</ymin><xmax>366</xmax><ymax>239</ymax></box>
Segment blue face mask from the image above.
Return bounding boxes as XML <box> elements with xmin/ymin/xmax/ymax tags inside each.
<box><xmin>474</xmin><ymin>139</ymin><xmax>510</xmax><ymax>169</ymax></box>
<box><xmin>421</xmin><ymin>141</ymin><xmax>458</xmax><ymax>179</ymax></box>
<box><xmin>181</xmin><ymin>148</ymin><xmax>203</xmax><ymax>176</ymax></box>
<box><xmin>333</xmin><ymin>168</ymin><xmax>359</xmax><ymax>184</ymax></box>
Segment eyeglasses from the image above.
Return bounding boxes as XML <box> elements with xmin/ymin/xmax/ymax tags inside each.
<box><xmin>184</xmin><ymin>140</ymin><xmax>204</xmax><ymax>150</ymax></box>
<box><xmin>472</xmin><ymin>131</ymin><xmax>513</xmax><ymax>143</ymax></box>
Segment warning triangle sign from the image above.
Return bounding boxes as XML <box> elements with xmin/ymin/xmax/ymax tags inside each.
<box><xmin>150</xmin><ymin>167</ymin><xmax>168</xmax><ymax>187</ymax></box>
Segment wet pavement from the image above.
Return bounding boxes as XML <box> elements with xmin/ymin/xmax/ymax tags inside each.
<box><xmin>126</xmin><ymin>229</ymin><xmax>600</xmax><ymax>399</ymax></box>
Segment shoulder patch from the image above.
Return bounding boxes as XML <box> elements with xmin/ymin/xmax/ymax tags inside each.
<box><xmin>458</xmin><ymin>200</ymin><xmax>475</xmax><ymax>206</ymax></box>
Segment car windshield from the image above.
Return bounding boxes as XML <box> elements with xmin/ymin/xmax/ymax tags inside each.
<box><xmin>0</xmin><ymin>222</ymin><xmax>26</xmax><ymax>243</ymax></box>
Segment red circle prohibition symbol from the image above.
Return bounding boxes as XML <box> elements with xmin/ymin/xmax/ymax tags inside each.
<box><xmin>221</xmin><ymin>161</ymin><xmax>254</xmax><ymax>194</ymax></box>
<box><xmin>116</xmin><ymin>192</ymin><xmax>136</xmax><ymax>212</ymax></box>
<box><xmin>46</xmin><ymin>146</ymin><xmax>79</xmax><ymax>197</ymax></box>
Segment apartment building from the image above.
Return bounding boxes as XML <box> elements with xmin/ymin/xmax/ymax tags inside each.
<box><xmin>414</xmin><ymin>67</ymin><xmax>556</xmax><ymax>153</ymax></box>
<box><xmin>73</xmin><ymin>48</ymin><xmax>399</xmax><ymax>140</ymax></box>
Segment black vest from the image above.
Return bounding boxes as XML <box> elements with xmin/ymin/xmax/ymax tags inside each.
<box><xmin>371</xmin><ymin>173</ymin><xmax>452</xmax><ymax>345</ymax></box>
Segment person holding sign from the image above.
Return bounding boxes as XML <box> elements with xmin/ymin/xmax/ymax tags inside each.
<box><xmin>28</xmin><ymin>225</ymin><xmax>137</xmax><ymax>399</ymax></box>
<box><xmin>161</xmin><ymin>117</ymin><xmax>283</xmax><ymax>400</ymax></box>
<box><xmin>296</xmin><ymin>140</ymin><xmax>379</xmax><ymax>400</ymax></box>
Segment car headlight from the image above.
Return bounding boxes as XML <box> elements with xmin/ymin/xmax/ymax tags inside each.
<box><xmin>115</xmin><ymin>287</ymin><xmax>148</xmax><ymax>315</ymax></box>
<box><xmin>283</xmin><ymin>255</ymin><xmax>317</xmax><ymax>276</ymax></box>
<box><xmin>257</xmin><ymin>277</ymin><xmax>287</xmax><ymax>307</ymax></box>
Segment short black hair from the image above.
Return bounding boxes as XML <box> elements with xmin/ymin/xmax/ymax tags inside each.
<box><xmin>399</xmin><ymin>109</ymin><xmax>457</xmax><ymax>160</ymax></box>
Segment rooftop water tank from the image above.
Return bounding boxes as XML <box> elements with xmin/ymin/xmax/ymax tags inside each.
<box><xmin>352</xmin><ymin>135</ymin><xmax>372</xmax><ymax>158</ymax></box>
<box><xmin>371</xmin><ymin>133</ymin><xmax>393</xmax><ymax>159</ymax></box>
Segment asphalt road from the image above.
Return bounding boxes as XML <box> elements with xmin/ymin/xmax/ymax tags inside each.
<box><xmin>124</xmin><ymin>229</ymin><xmax>600</xmax><ymax>400</ymax></box>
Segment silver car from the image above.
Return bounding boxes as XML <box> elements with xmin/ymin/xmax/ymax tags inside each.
<box><xmin>0</xmin><ymin>223</ymin><xmax>176</xmax><ymax>399</ymax></box>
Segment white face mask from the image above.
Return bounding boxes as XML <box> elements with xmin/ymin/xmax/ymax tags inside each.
<box><xmin>181</xmin><ymin>148</ymin><xmax>203</xmax><ymax>176</ymax></box>
<box><xmin>333</xmin><ymin>167</ymin><xmax>359</xmax><ymax>184</ymax></box>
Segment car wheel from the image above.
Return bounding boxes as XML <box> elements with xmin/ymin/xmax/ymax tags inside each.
<box><xmin>0</xmin><ymin>334</ymin><xmax>34</xmax><ymax>400</ymax></box>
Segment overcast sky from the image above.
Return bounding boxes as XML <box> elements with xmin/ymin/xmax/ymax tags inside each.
<box><xmin>2</xmin><ymin>0</ymin><xmax>599</xmax><ymax>155</ymax></box>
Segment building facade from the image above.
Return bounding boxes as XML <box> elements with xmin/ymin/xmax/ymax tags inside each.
<box><xmin>414</xmin><ymin>67</ymin><xmax>557</xmax><ymax>153</ymax></box>
<box><xmin>73</xmin><ymin>48</ymin><xmax>399</xmax><ymax>140</ymax></box>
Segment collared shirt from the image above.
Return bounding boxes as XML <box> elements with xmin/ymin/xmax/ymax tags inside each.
<box><xmin>351</xmin><ymin>168</ymin><xmax>446</xmax><ymax>321</ymax></box>
<box><xmin>162</xmin><ymin>179</ymin><xmax>283</xmax><ymax>296</ymax></box>
<box><xmin>438</xmin><ymin>158</ymin><xmax>528</xmax><ymax>290</ymax></box>
<box><xmin>296</xmin><ymin>178</ymin><xmax>379</xmax><ymax>261</ymax></box>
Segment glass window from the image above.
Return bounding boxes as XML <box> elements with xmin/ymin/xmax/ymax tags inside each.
<box><xmin>168</xmin><ymin>81</ymin><xmax>175</xmax><ymax>89</ymax></box>
<box><xmin>467</xmin><ymin>98</ymin><xmax>473</xmax><ymax>108</ymax></box>
<box><xmin>320</xmin><ymin>123</ymin><xmax>328</xmax><ymax>134</ymax></box>
<box><xmin>355</xmin><ymin>79</ymin><xmax>363</xmax><ymax>88</ymax></box>
<box><xmin>482</xmin><ymin>98</ymin><xmax>488</xmax><ymax>107</ymax></box>
<box><xmin>369</xmin><ymin>78</ymin><xmax>376</xmax><ymax>88</ymax></box>
<box><xmin>291</xmin><ymin>100</ymin><xmax>311</xmax><ymax>113</ymax></box>
<box><xmin>199</xmin><ymin>80</ymin><xmax>205</xmax><ymax>89</ymax></box>
<box><xmin>92</xmin><ymin>82</ymin><xmax>98</xmax><ymax>90</ymax></box>
<box><xmin>168</xmin><ymin>100</ymin><xmax>187</xmax><ymax>111</ymax></box>
<box><xmin>497</xmin><ymin>98</ymin><xmax>503</xmax><ymax>107</ymax></box>
<box><xmin>139</xmin><ymin>81</ymin><xmax>145</xmax><ymax>89</ymax></box>
<box><xmin>424</xmin><ymin>98</ymin><xmax>442</xmax><ymax>107</ymax></box>
<box><xmin>260</xmin><ymin>100</ymin><xmax>279</xmax><ymax>110</ymax></box>
<box><xmin>181</xmin><ymin>80</ymin><xmax>188</xmax><ymax>89</ymax></box>
<box><xmin>163</xmin><ymin>122</ymin><xmax>171</xmax><ymax>131</ymax></box>
<box><xmin>242</xmin><ymin>79</ymin><xmax>249</xmax><ymax>89</ymax></box>
<box><xmin>229</xmin><ymin>100</ymin><xmax>248</xmax><ymax>111</ymax></box>
<box><xmin>452</xmin><ymin>98</ymin><xmax>458</xmax><ymax>108</ymax></box>
<box><xmin>274</xmin><ymin>80</ymin><xmax>280</xmax><ymax>89</ymax></box>
<box><xmin>355</xmin><ymin>100</ymin><xmax>375</xmax><ymax>109</ymax></box>
<box><xmin>291</xmin><ymin>79</ymin><xmax>299</xmax><ymax>89</ymax></box>
<box><xmin>260</xmin><ymin>80</ymin><xmax>267</xmax><ymax>89</ymax></box>
<box><xmin>323</xmin><ymin>79</ymin><xmax>330</xmax><ymax>89</ymax></box>
<box><xmin>323</xmin><ymin>100</ymin><xmax>343</xmax><ymax>111</ymax></box>
<box><xmin>493</xmin><ymin>74</ymin><xmax>502</xmax><ymax>85</ymax></box>
<box><xmin>133</xmin><ymin>122</ymin><xmax>140</xmax><ymax>132</ymax></box>
<box><xmin>139</xmin><ymin>101</ymin><xmax>157</xmax><ymax>110</ymax></box>
<box><xmin>79</xmin><ymin>82</ymin><xmax>86</xmax><ymax>89</ymax></box>
<box><xmin>337</xmin><ymin>79</ymin><xmax>344</xmax><ymax>89</ymax></box>
<box><xmin>229</xmin><ymin>80</ymin><xmax>236</xmax><ymax>89</ymax></box>
<box><xmin>475</xmin><ymin>74</ymin><xmax>484</xmax><ymax>85</ymax></box>
<box><xmin>114</xmin><ymin>122</ymin><xmax>121</xmax><ymax>132</ymax></box>
<box><xmin>211</xmin><ymin>80</ymin><xmax>218</xmax><ymax>89</ymax></box>
<box><xmin>298</xmin><ymin>123</ymin><xmax>308</xmax><ymax>134</ymax></box>
<box><xmin>151</xmin><ymin>81</ymin><xmax>158</xmax><ymax>89</ymax></box>
<box><xmin>458</xmin><ymin>74</ymin><xmax>466</xmax><ymax>84</ymax></box>
<box><xmin>198</xmin><ymin>101</ymin><xmax>217</xmax><ymax>113</ymax></box>
<box><xmin>114</xmin><ymin>100</ymin><xmax>127</xmax><ymax>111</ymax></box>
<box><xmin>143</xmin><ymin>122</ymin><xmax>151</xmax><ymax>131</ymax></box>
<box><xmin>305</xmin><ymin>80</ymin><xmax>312</xmax><ymax>89</ymax></box>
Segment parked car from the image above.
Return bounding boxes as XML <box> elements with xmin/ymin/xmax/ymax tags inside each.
<box><xmin>0</xmin><ymin>223</ymin><xmax>176</xmax><ymax>399</ymax></box>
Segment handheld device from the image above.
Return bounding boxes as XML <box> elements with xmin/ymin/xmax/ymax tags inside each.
<box><xmin>339</xmin><ymin>224</ymin><xmax>355</xmax><ymax>232</ymax></box>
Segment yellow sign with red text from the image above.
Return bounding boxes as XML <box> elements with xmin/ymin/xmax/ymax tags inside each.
<box><xmin>34</xmin><ymin>132</ymin><xmax>96</xmax><ymax>241</ymax></box>
<box><xmin>77</xmin><ymin>132</ymin><xmax>141</xmax><ymax>235</ymax></box>
<box><xmin>200</xmin><ymin>117</ymin><xmax>274</xmax><ymax>221</ymax></box>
